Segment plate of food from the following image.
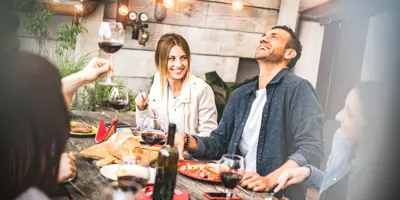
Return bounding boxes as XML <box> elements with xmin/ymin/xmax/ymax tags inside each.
<box><xmin>70</xmin><ymin>121</ymin><xmax>98</xmax><ymax>136</ymax></box>
<box><xmin>178</xmin><ymin>160</ymin><xmax>221</xmax><ymax>183</ymax></box>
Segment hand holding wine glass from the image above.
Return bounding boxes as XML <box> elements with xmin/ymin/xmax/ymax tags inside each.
<box><xmin>98</xmin><ymin>22</ymin><xmax>125</xmax><ymax>85</ymax></box>
<box><xmin>78</xmin><ymin>57</ymin><xmax>113</xmax><ymax>83</ymax></box>
<box><xmin>218</xmin><ymin>154</ymin><xmax>245</xmax><ymax>200</ymax></box>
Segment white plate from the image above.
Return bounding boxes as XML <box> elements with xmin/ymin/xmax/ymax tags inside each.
<box><xmin>100</xmin><ymin>164</ymin><xmax>156</xmax><ymax>184</ymax></box>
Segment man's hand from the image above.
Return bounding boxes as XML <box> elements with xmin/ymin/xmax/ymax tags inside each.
<box><xmin>240</xmin><ymin>171</ymin><xmax>280</xmax><ymax>192</ymax></box>
<box><xmin>78</xmin><ymin>57</ymin><xmax>113</xmax><ymax>83</ymax></box>
<box><xmin>57</xmin><ymin>152</ymin><xmax>77</xmax><ymax>183</ymax></box>
<box><xmin>174</xmin><ymin>132</ymin><xmax>186</xmax><ymax>160</ymax></box>
<box><xmin>274</xmin><ymin>167</ymin><xmax>310</xmax><ymax>193</ymax></box>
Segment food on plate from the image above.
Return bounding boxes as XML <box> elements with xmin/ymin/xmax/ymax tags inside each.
<box><xmin>71</xmin><ymin>122</ymin><xmax>93</xmax><ymax>133</ymax></box>
<box><xmin>178</xmin><ymin>163</ymin><xmax>220</xmax><ymax>181</ymax></box>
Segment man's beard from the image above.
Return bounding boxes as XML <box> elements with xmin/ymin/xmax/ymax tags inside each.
<box><xmin>255</xmin><ymin>49</ymin><xmax>284</xmax><ymax>62</ymax></box>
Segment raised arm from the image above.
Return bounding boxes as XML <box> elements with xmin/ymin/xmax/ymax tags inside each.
<box><xmin>61</xmin><ymin>57</ymin><xmax>112</xmax><ymax>107</ymax></box>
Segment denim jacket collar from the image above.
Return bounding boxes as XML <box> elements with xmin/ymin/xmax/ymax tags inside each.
<box><xmin>244</xmin><ymin>68</ymin><xmax>289</xmax><ymax>95</ymax></box>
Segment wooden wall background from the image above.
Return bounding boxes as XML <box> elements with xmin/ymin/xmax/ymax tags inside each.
<box><xmin>105</xmin><ymin>0</ymin><xmax>279</xmax><ymax>91</ymax></box>
<box><xmin>18</xmin><ymin>0</ymin><xmax>280</xmax><ymax>92</ymax></box>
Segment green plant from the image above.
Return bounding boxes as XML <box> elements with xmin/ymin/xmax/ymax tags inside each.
<box><xmin>56</xmin><ymin>22</ymin><xmax>88</xmax><ymax>56</ymax></box>
<box><xmin>52</xmin><ymin>52</ymin><xmax>92</xmax><ymax>78</ymax></box>
<box><xmin>205</xmin><ymin>71</ymin><xmax>257</xmax><ymax>122</ymax></box>
<box><xmin>71</xmin><ymin>82</ymin><xmax>136</xmax><ymax>112</ymax></box>
<box><xmin>18</xmin><ymin>0</ymin><xmax>53</xmax><ymax>55</ymax></box>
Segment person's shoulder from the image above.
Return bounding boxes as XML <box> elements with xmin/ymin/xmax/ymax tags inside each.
<box><xmin>283</xmin><ymin>72</ymin><xmax>311</xmax><ymax>86</ymax></box>
<box><xmin>281</xmin><ymin>72</ymin><xmax>316</xmax><ymax>94</ymax></box>
<box><xmin>15</xmin><ymin>187</ymin><xmax>50</xmax><ymax>200</ymax></box>
<box><xmin>233</xmin><ymin>80</ymin><xmax>257</xmax><ymax>94</ymax></box>
<box><xmin>189</xmin><ymin>74</ymin><xmax>213</xmax><ymax>92</ymax></box>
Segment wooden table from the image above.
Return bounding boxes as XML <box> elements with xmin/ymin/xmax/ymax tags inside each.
<box><xmin>63</xmin><ymin>111</ymin><xmax>275</xmax><ymax>200</ymax></box>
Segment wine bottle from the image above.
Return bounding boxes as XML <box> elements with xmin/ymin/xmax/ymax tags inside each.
<box><xmin>152</xmin><ymin>123</ymin><xmax>179</xmax><ymax>200</ymax></box>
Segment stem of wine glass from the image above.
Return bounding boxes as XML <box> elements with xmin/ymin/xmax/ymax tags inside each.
<box><xmin>225</xmin><ymin>188</ymin><xmax>231</xmax><ymax>200</ymax></box>
<box><xmin>115</xmin><ymin>110</ymin><xmax>119</xmax><ymax>120</ymax></box>
<box><xmin>107</xmin><ymin>54</ymin><xmax>113</xmax><ymax>82</ymax></box>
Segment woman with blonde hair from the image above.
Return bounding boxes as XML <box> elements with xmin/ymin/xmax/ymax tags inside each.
<box><xmin>135</xmin><ymin>33</ymin><xmax>217</xmax><ymax>152</ymax></box>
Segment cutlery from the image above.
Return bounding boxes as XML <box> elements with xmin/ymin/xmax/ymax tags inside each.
<box><xmin>237</xmin><ymin>185</ymin><xmax>255</xmax><ymax>198</ymax></box>
<box><xmin>68</xmin><ymin>180</ymin><xmax>87</xmax><ymax>198</ymax></box>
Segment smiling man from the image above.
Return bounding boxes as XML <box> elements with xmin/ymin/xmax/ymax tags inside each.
<box><xmin>175</xmin><ymin>26</ymin><xmax>324</xmax><ymax>200</ymax></box>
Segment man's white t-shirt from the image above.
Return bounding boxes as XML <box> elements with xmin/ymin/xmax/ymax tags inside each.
<box><xmin>239</xmin><ymin>89</ymin><xmax>267</xmax><ymax>172</ymax></box>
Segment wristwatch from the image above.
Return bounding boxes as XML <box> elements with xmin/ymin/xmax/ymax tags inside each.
<box><xmin>184</xmin><ymin>133</ymin><xmax>190</xmax><ymax>149</ymax></box>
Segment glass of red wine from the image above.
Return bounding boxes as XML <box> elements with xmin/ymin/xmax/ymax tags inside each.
<box><xmin>218</xmin><ymin>154</ymin><xmax>245</xmax><ymax>200</ymax></box>
<box><xmin>117</xmin><ymin>153</ymin><xmax>151</xmax><ymax>191</ymax></box>
<box><xmin>140</xmin><ymin>117</ymin><xmax>166</xmax><ymax>146</ymax></box>
<box><xmin>98</xmin><ymin>21</ymin><xmax>125</xmax><ymax>85</ymax></box>
<box><xmin>108</xmin><ymin>86</ymin><xmax>129</xmax><ymax>120</ymax></box>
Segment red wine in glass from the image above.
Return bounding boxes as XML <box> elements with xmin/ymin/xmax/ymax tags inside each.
<box><xmin>118</xmin><ymin>175</ymin><xmax>148</xmax><ymax>190</ymax></box>
<box><xmin>98</xmin><ymin>22</ymin><xmax>125</xmax><ymax>85</ymax></box>
<box><xmin>98</xmin><ymin>41</ymin><xmax>123</xmax><ymax>54</ymax></box>
<box><xmin>141</xmin><ymin>132</ymin><xmax>166</xmax><ymax>146</ymax></box>
<box><xmin>109</xmin><ymin>100</ymin><xmax>128</xmax><ymax>110</ymax></box>
<box><xmin>220</xmin><ymin>172</ymin><xmax>243</xmax><ymax>189</ymax></box>
<box><xmin>218</xmin><ymin>154</ymin><xmax>245</xmax><ymax>200</ymax></box>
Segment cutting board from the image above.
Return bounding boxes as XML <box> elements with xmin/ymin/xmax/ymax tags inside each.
<box><xmin>79</xmin><ymin>139</ymin><xmax>161</xmax><ymax>167</ymax></box>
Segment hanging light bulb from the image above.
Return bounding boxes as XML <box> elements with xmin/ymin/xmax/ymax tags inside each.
<box><xmin>74</xmin><ymin>2</ymin><xmax>84</xmax><ymax>13</ymax></box>
<box><xmin>163</xmin><ymin>0</ymin><xmax>174</xmax><ymax>8</ymax></box>
<box><xmin>118</xmin><ymin>5</ymin><xmax>129</xmax><ymax>16</ymax></box>
<box><xmin>232</xmin><ymin>0</ymin><xmax>243</xmax><ymax>11</ymax></box>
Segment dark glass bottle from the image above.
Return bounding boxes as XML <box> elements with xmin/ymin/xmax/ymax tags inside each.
<box><xmin>152</xmin><ymin>123</ymin><xmax>179</xmax><ymax>200</ymax></box>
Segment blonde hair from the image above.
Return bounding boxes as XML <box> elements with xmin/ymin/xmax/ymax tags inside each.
<box><xmin>155</xmin><ymin>33</ymin><xmax>191</xmax><ymax>97</ymax></box>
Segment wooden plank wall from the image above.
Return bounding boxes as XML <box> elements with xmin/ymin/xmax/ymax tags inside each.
<box><xmin>105</xmin><ymin>0</ymin><xmax>279</xmax><ymax>89</ymax></box>
<box><xmin>18</xmin><ymin>0</ymin><xmax>280</xmax><ymax>93</ymax></box>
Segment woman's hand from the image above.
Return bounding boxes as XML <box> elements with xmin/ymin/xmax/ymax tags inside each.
<box><xmin>274</xmin><ymin>167</ymin><xmax>311</xmax><ymax>193</ymax></box>
<box><xmin>57</xmin><ymin>152</ymin><xmax>77</xmax><ymax>183</ymax></box>
<box><xmin>135</xmin><ymin>92</ymin><xmax>149</xmax><ymax>110</ymax></box>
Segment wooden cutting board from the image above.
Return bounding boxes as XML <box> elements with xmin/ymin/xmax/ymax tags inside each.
<box><xmin>79</xmin><ymin>142</ymin><xmax>161</xmax><ymax>167</ymax></box>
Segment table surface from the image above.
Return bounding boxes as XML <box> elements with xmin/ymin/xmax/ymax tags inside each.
<box><xmin>62</xmin><ymin>110</ymin><xmax>275</xmax><ymax>200</ymax></box>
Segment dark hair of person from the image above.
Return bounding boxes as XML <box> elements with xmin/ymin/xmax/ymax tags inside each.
<box><xmin>271</xmin><ymin>25</ymin><xmax>303</xmax><ymax>69</ymax></box>
<box><xmin>0</xmin><ymin>52</ymin><xmax>70</xmax><ymax>199</ymax></box>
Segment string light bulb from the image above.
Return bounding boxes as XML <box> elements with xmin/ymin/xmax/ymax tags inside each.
<box><xmin>164</xmin><ymin>0</ymin><xmax>174</xmax><ymax>8</ymax></box>
<box><xmin>74</xmin><ymin>2</ymin><xmax>84</xmax><ymax>13</ymax></box>
<box><xmin>232</xmin><ymin>0</ymin><xmax>243</xmax><ymax>11</ymax></box>
<box><xmin>118</xmin><ymin>5</ymin><xmax>129</xmax><ymax>16</ymax></box>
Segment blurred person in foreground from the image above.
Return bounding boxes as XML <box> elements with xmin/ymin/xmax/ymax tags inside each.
<box><xmin>274</xmin><ymin>82</ymin><xmax>389</xmax><ymax>200</ymax></box>
<box><xmin>0</xmin><ymin>11</ymin><xmax>114</xmax><ymax>184</ymax></box>
<box><xmin>1</xmin><ymin>52</ymin><xmax>71</xmax><ymax>199</ymax></box>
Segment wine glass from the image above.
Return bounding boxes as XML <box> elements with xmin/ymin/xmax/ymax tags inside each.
<box><xmin>99</xmin><ymin>185</ymin><xmax>140</xmax><ymax>200</ymax></box>
<box><xmin>139</xmin><ymin>117</ymin><xmax>166</xmax><ymax>146</ymax></box>
<box><xmin>218</xmin><ymin>154</ymin><xmax>245</xmax><ymax>200</ymax></box>
<box><xmin>117</xmin><ymin>153</ymin><xmax>151</xmax><ymax>191</ymax></box>
<box><xmin>98</xmin><ymin>21</ymin><xmax>125</xmax><ymax>85</ymax></box>
<box><xmin>108</xmin><ymin>86</ymin><xmax>129</xmax><ymax>120</ymax></box>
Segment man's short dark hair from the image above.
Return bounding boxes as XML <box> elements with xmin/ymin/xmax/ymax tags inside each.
<box><xmin>272</xmin><ymin>25</ymin><xmax>302</xmax><ymax>69</ymax></box>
